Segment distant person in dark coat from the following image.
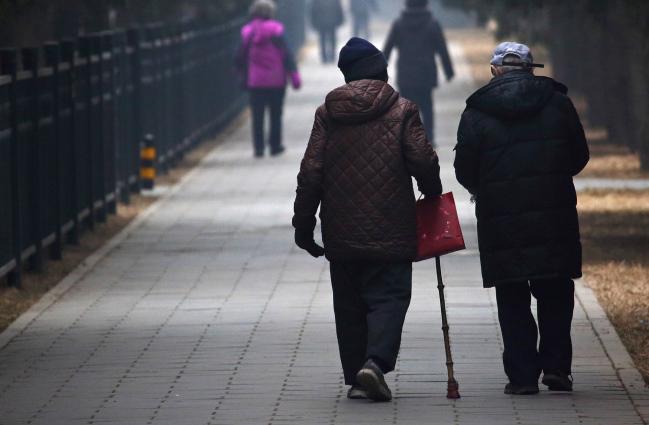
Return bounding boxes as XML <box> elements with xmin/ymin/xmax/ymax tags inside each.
<box><xmin>350</xmin><ymin>0</ymin><xmax>377</xmax><ymax>39</ymax></box>
<box><xmin>383</xmin><ymin>0</ymin><xmax>454</xmax><ymax>147</ymax></box>
<box><xmin>310</xmin><ymin>0</ymin><xmax>344</xmax><ymax>63</ymax></box>
<box><xmin>454</xmin><ymin>42</ymin><xmax>589</xmax><ymax>396</ymax></box>
<box><xmin>292</xmin><ymin>38</ymin><xmax>442</xmax><ymax>402</ymax></box>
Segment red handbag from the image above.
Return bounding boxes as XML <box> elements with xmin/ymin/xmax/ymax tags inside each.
<box><xmin>415</xmin><ymin>192</ymin><xmax>466</xmax><ymax>261</ymax></box>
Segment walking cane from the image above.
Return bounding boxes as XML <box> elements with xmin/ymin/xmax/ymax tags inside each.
<box><xmin>435</xmin><ymin>256</ymin><xmax>460</xmax><ymax>399</ymax></box>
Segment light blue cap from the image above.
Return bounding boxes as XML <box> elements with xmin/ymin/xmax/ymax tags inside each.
<box><xmin>490</xmin><ymin>42</ymin><xmax>534</xmax><ymax>66</ymax></box>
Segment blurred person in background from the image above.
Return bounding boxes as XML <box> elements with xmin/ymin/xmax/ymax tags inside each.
<box><xmin>236</xmin><ymin>0</ymin><xmax>302</xmax><ymax>158</ymax></box>
<box><xmin>310</xmin><ymin>0</ymin><xmax>344</xmax><ymax>63</ymax></box>
<box><xmin>350</xmin><ymin>0</ymin><xmax>377</xmax><ymax>39</ymax></box>
<box><xmin>383</xmin><ymin>0</ymin><xmax>454</xmax><ymax>147</ymax></box>
<box><xmin>454</xmin><ymin>42</ymin><xmax>589</xmax><ymax>395</ymax></box>
<box><xmin>292</xmin><ymin>37</ymin><xmax>442</xmax><ymax>402</ymax></box>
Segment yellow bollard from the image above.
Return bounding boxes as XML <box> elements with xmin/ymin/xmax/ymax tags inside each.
<box><xmin>140</xmin><ymin>134</ymin><xmax>156</xmax><ymax>190</ymax></box>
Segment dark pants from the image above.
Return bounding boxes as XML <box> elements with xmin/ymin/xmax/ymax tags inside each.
<box><xmin>329</xmin><ymin>261</ymin><xmax>412</xmax><ymax>385</ymax></box>
<box><xmin>318</xmin><ymin>28</ymin><xmax>337</xmax><ymax>63</ymax></box>
<box><xmin>399</xmin><ymin>85</ymin><xmax>435</xmax><ymax>146</ymax></box>
<box><xmin>352</xmin><ymin>14</ymin><xmax>370</xmax><ymax>39</ymax></box>
<box><xmin>495</xmin><ymin>278</ymin><xmax>575</xmax><ymax>385</ymax></box>
<box><xmin>249</xmin><ymin>88</ymin><xmax>286</xmax><ymax>155</ymax></box>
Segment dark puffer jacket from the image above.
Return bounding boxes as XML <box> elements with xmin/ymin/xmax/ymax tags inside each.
<box><xmin>293</xmin><ymin>80</ymin><xmax>442</xmax><ymax>262</ymax></box>
<box><xmin>454</xmin><ymin>70</ymin><xmax>589</xmax><ymax>287</ymax></box>
<box><xmin>310</xmin><ymin>0</ymin><xmax>344</xmax><ymax>31</ymax></box>
<box><xmin>383</xmin><ymin>8</ymin><xmax>454</xmax><ymax>89</ymax></box>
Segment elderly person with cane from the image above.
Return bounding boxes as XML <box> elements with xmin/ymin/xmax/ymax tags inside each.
<box><xmin>292</xmin><ymin>37</ymin><xmax>442</xmax><ymax>402</ymax></box>
<box><xmin>454</xmin><ymin>42</ymin><xmax>589</xmax><ymax>395</ymax></box>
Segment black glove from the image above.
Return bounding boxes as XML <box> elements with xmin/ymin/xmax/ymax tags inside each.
<box><xmin>295</xmin><ymin>228</ymin><xmax>325</xmax><ymax>258</ymax></box>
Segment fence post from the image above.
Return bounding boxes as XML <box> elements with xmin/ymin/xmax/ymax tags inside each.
<box><xmin>127</xmin><ymin>28</ymin><xmax>142</xmax><ymax>195</ymax></box>
<box><xmin>44</xmin><ymin>42</ymin><xmax>63</xmax><ymax>261</ymax></box>
<box><xmin>78</xmin><ymin>36</ymin><xmax>95</xmax><ymax>230</ymax></box>
<box><xmin>1</xmin><ymin>48</ymin><xmax>22</xmax><ymax>287</ymax></box>
<box><xmin>22</xmin><ymin>47</ymin><xmax>44</xmax><ymax>272</ymax></box>
<box><xmin>101</xmin><ymin>33</ymin><xmax>117</xmax><ymax>215</ymax></box>
<box><xmin>61</xmin><ymin>39</ymin><xmax>79</xmax><ymax>244</ymax></box>
<box><xmin>89</xmin><ymin>35</ymin><xmax>107</xmax><ymax>223</ymax></box>
<box><xmin>114</xmin><ymin>31</ymin><xmax>130</xmax><ymax>205</ymax></box>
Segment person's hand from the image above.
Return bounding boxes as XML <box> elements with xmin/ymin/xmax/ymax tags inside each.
<box><xmin>295</xmin><ymin>229</ymin><xmax>324</xmax><ymax>258</ymax></box>
<box><xmin>290</xmin><ymin>71</ymin><xmax>302</xmax><ymax>90</ymax></box>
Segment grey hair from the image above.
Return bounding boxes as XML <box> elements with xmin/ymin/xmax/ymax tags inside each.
<box><xmin>495</xmin><ymin>54</ymin><xmax>531</xmax><ymax>74</ymax></box>
<box><xmin>250</xmin><ymin>0</ymin><xmax>277</xmax><ymax>19</ymax></box>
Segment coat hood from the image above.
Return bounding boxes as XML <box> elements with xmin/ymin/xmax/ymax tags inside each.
<box><xmin>242</xmin><ymin>18</ymin><xmax>284</xmax><ymax>45</ymax></box>
<box><xmin>466</xmin><ymin>71</ymin><xmax>567</xmax><ymax>119</ymax></box>
<box><xmin>400</xmin><ymin>8</ymin><xmax>434</xmax><ymax>28</ymax></box>
<box><xmin>325</xmin><ymin>80</ymin><xmax>399</xmax><ymax>124</ymax></box>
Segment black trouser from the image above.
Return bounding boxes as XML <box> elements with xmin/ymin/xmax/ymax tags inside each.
<box><xmin>249</xmin><ymin>88</ymin><xmax>286</xmax><ymax>155</ymax></box>
<box><xmin>399</xmin><ymin>85</ymin><xmax>435</xmax><ymax>146</ymax></box>
<box><xmin>352</xmin><ymin>14</ymin><xmax>370</xmax><ymax>39</ymax></box>
<box><xmin>495</xmin><ymin>278</ymin><xmax>575</xmax><ymax>385</ymax></box>
<box><xmin>329</xmin><ymin>261</ymin><xmax>412</xmax><ymax>386</ymax></box>
<box><xmin>318</xmin><ymin>28</ymin><xmax>337</xmax><ymax>63</ymax></box>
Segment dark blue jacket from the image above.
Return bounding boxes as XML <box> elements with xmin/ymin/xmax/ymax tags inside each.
<box><xmin>383</xmin><ymin>8</ymin><xmax>454</xmax><ymax>89</ymax></box>
<box><xmin>454</xmin><ymin>71</ymin><xmax>589</xmax><ymax>287</ymax></box>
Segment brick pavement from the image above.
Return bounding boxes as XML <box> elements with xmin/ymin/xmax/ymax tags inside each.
<box><xmin>0</xmin><ymin>33</ymin><xmax>647</xmax><ymax>425</ymax></box>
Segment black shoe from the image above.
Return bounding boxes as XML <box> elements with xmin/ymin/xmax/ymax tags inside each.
<box><xmin>254</xmin><ymin>151</ymin><xmax>264</xmax><ymax>158</ymax></box>
<box><xmin>355</xmin><ymin>359</ymin><xmax>392</xmax><ymax>402</ymax></box>
<box><xmin>542</xmin><ymin>372</ymin><xmax>573</xmax><ymax>391</ymax></box>
<box><xmin>504</xmin><ymin>383</ymin><xmax>539</xmax><ymax>395</ymax></box>
<box><xmin>270</xmin><ymin>145</ymin><xmax>285</xmax><ymax>156</ymax></box>
<box><xmin>346</xmin><ymin>385</ymin><xmax>368</xmax><ymax>400</ymax></box>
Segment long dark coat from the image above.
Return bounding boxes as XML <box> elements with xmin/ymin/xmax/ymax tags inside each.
<box><xmin>293</xmin><ymin>80</ymin><xmax>442</xmax><ymax>262</ymax></box>
<box><xmin>454</xmin><ymin>70</ymin><xmax>589</xmax><ymax>287</ymax></box>
<box><xmin>383</xmin><ymin>7</ymin><xmax>454</xmax><ymax>89</ymax></box>
<box><xmin>310</xmin><ymin>0</ymin><xmax>344</xmax><ymax>31</ymax></box>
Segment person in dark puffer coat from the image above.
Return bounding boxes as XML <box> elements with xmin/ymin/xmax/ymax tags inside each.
<box><xmin>293</xmin><ymin>37</ymin><xmax>442</xmax><ymax>402</ymax></box>
<box><xmin>454</xmin><ymin>42</ymin><xmax>589</xmax><ymax>396</ymax></box>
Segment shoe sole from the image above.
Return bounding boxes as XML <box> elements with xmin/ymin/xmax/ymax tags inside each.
<box><xmin>356</xmin><ymin>369</ymin><xmax>392</xmax><ymax>402</ymax></box>
<box><xmin>347</xmin><ymin>391</ymin><xmax>368</xmax><ymax>400</ymax></box>
<box><xmin>504</xmin><ymin>386</ymin><xmax>539</xmax><ymax>395</ymax></box>
<box><xmin>542</xmin><ymin>375</ymin><xmax>573</xmax><ymax>392</ymax></box>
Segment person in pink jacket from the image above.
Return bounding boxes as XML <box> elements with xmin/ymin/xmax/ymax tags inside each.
<box><xmin>237</xmin><ymin>0</ymin><xmax>302</xmax><ymax>158</ymax></box>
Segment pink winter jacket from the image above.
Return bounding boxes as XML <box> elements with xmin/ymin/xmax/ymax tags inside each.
<box><xmin>241</xmin><ymin>18</ymin><xmax>301</xmax><ymax>89</ymax></box>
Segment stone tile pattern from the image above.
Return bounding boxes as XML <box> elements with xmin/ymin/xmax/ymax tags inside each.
<box><xmin>0</xmin><ymin>32</ymin><xmax>646</xmax><ymax>425</ymax></box>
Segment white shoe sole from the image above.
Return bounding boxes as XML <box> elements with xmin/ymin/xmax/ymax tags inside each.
<box><xmin>356</xmin><ymin>368</ymin><xmax>392</xmax><ymax>402</ymax></box>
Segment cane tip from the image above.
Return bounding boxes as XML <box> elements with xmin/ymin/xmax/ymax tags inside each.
<box><xmin>446</xmin><ymin>381</ymin><xmax>460</xmax><ymax>399</ymax></box>
<box><xmin>446</xmin><ymin>389</ymin><xmax>461</xmax><ymax>399</ymax></box>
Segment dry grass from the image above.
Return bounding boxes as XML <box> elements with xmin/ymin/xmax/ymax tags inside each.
<box><xmin>0</xmin><ymin>113</ymin><xmax>246</xmax><ymax>334</ymax></box>
<box><xmin>578</xmin><ymin>189</ymin><xmax>649</xmax><ymax>382</ymax></box>
<box><xmin>446</xmin><ymin>28</ymin><xmax>495</xmax><ymax>85</ymax></box>
<box><xmin>580</xmin><ymin>129</ymin><xmax>649</xmax><ymax>179</ymax></box>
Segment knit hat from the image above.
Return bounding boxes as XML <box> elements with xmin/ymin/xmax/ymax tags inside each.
<box><xmin>337</xmin><ymin>37</ymin><xmax>388</xmax><ymax>83</ymax></box>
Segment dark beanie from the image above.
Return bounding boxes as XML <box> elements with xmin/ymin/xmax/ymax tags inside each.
<box><xmin>337</xmin><ymin>37</ymin><xmax>388</xmax><ymax>82</ymax></box>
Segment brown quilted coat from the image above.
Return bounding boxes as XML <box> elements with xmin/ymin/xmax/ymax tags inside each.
<box><xmin>292</xmin><ymin>79</ymin><xmax>442</xmax><ymax>262</ymax></box>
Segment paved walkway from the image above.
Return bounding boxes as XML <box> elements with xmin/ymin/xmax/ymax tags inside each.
<box><xmin>1</xmin><ymin>34</ymin><xmax>648</xmax><ymax>425</ymax></box>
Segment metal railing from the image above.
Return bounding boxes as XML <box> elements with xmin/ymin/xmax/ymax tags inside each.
<box><xmin>0</xmin><ymin>19</ymin><xmax>247</xmax><ymax>286</ymax></box>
